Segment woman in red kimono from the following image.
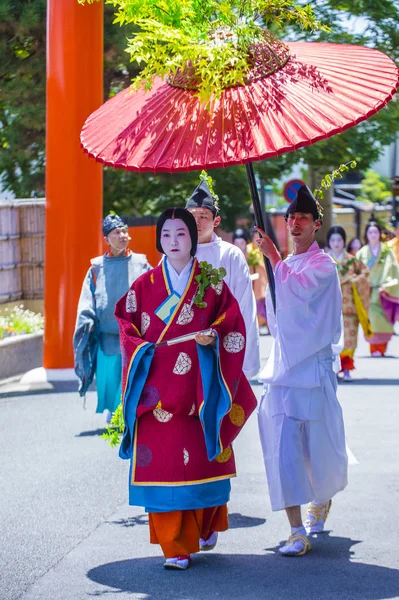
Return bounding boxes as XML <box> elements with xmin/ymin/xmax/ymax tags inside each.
<box><xmin>115</xmin><ymin>208</ymin><xmax>257</xmax><ymax>570</ymax></box>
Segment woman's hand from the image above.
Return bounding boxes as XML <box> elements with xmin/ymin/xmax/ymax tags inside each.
<box><xmin>195</xmin><ymin>332</ymin><xmax>216</xmax><ymax>347</ymax></box>
<box><xmin>253</xmin><ymin>227</ymin><xmax>281</xmax><ymax>268</ymax></box>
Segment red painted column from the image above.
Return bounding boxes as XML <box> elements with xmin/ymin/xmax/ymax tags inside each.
<box><xmin>45</xmin><ymin>0</ymin><xmax>103</xmax><ymax>369</ymax></box>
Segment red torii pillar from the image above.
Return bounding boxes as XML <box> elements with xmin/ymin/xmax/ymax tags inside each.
<box><xmin>44</xmin><ymin>0</ymin><xmax>103</xmax><ymax>371</ymax></box>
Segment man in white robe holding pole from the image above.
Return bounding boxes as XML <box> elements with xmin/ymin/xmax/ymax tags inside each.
<box><xmin>186</xmin><ymin>175</ymin><xmax>260</xmax><ymax>381</ymax></box>
<box><xmin>255</xmin><ymin>185</ymin><xmax>348</xmax><ymax>557</ymax></box>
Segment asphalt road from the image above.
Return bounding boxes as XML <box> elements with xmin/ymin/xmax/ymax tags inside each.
<box><xmin>1</xmin><ymin>333</ymin><xmax>398</xmax><ymax>600</ymax></box>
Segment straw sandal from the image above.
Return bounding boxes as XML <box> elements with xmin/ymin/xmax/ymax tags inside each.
<box><xmin>279</xmin><ymin>532</ymin><xmax>312</xmax><ymax>557</ymax></box>
<box><xmin>304</xmin><ymin>499</ymin><xmax>332</xmax><ymax>534</ymax></box>
<box><xmin>163</xmin><ymin>555</ymin><xmax>191</xmax><ymax>570</ymax></box>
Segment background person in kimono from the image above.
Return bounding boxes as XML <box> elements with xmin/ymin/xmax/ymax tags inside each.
<box><xmin>115</xmin><ymin>208</ymin><xmax>257</xmax><ymax>571</ymax></box>
<box><xmin>185</xmin><ymin>178</ymin><xmax>260</xmax><ymax>379</ymax></box>
<box><xmin>356</xmin><ymin>222</ymin><xmax>399</xmax><ymax>356</ymax></box>
<box><xmin>347</xmin><ymin>237</ymin><xmax>362</xmax><ymax>256</ymax></box>
<box><xmin>233</xmin><ymin>227</ymin><xmax>269</xmax><ymax>332</ymax></box>
<box><xmin>254</xmin><ymin>186</ymin><xmax>348</xmax><ymax>557</ymax></box>
<box><xmin>326</xmin><ymin>226</ymin><xmax>371</xmax><ymax>382</ymax></box>
<box><xmin>247</xmin><ymin>227</ymin><xmax>269</xmax><ymax>332</ymax></box>
<box><xmin>232</xmin><ymin>227</ymin><xmax>250</xmax><ymax>254</ymax></box>
<box><xmin>73</xmin><ymin>214</ymin><xmax>149</xmax><ymax>422</ymax></box>
<box><xmin>388</xmin><ymin>218</ymin><xmax>399</xmax><ymax>264</ymax></box>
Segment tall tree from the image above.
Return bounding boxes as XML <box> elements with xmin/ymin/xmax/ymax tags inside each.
<box><xmin>0</xmin><ymin>2</ymin><xmax>135</xmax><ymax>197</ymax></box>
<box><xmin>0</xmin><ymin>0</ymin><xmax>47</xmax><ymax>197</ymax></box>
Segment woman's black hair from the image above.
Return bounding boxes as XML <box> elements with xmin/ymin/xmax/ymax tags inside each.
<box><xmin>156</xmin><ymin>207</ymin><xmax>198</xmax><ymax>256</ymax></box>
<box><xmin>364</xmin><ymin>221</ymin><xmax>382</xmax><ymax>245</ymax></box>
<box><xmin>326</xmin><ymin>225</ymin><xmax>346</xmax><ymax>248</ymax></box>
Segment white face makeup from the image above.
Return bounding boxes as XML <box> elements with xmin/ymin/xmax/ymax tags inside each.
<box><xmin>160</xmin><ymin>219</ymin><xmax>192</xmax><ymax>261</ymax></box>
<box><xmin>329</xmin><ymin>233</ymin><xmax>345</xmax><ymax>255</ymax></box>
<box><xmin>366</xmin><ymin>225</ymin><xmax>381</xmax><ymax>245</ymax></box>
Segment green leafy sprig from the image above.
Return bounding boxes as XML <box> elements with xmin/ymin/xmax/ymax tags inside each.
<box><xmin>102</xmin><ymin>402</ymin><xmax>124</xmax><ymax>447</ymax></box>
<box><xmin>194</xmin><ymin>261</ymin><xmax>226</xmax><ymax>308</ymax></box>
<box><xmin>313</xmin><ymin>161</ymin><xmax>358</xmax><ymax>218</ymax></box>
<box><xmin>199</xmin><ymin>170</ymin><xmax>219</xmax><ymax>211</ymax></box>
<box><xmin>315</xmin><ymin>161</ymin><xmax>358</xmax><ymax>198</ymax></box>
<box><xmin>378</xmin><ymin>243</ymin><xmax>391</xmax><ymax>266</ymax></box>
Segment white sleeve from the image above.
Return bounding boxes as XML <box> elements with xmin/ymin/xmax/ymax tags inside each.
<box><xmin>223</xmin><ymin>249</ymin><xmax>260</xmax><ymax>379</ymax></box>
<box><xmin>274</xmin><ymin>254</ymin><xmax>342</xmax><ymax>370</ymax></box>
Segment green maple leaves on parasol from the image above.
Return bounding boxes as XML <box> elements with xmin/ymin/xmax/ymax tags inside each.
<box><xmin>78</xmin><ymin>0</ymin><xmax>329</xmax><ymax>102</ymax></box>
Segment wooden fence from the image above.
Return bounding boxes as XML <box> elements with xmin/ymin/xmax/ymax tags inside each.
<box><xmin>0</xmin><ymin>200</ymin><xmax>45</xmax><ymax>304</ymax></box>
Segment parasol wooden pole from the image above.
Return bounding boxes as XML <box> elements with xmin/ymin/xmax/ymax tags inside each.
<box><xmin>245</xmin><ymin>163</ymin><xmax>277</xmax><ymax>313</ymax></box>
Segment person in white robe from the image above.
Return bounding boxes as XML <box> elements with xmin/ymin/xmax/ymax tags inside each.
<box><xmin>255</xmin><ymin>185</ymin><xmax>348</xmax><ymax>557</ymax></box>
<box><xmin>186</xmin><ymin>179</ymin><xmax>260</xmax><ymax>380</ymax></box>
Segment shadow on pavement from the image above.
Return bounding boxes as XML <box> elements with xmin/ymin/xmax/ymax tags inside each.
<box><xmin>87</xmin><ymin>535</ymin><xmax>399</xmax><ymax>599</ymax></box>
<box><xmin>105</xmin><ymin>513</ymin><xmax>265</xmax><ymax>531</ymax></box>
<box><xmin>0</xmin><ymin>380</ymin><xmax>89</xmax><ymax>398</ymax></box>
<box><xmin>338</xmin><ymin>378</ymin><xmax>399</xmax><ymax>386</ymax></box>
<box><xmin>358</xmin><ymin>355</ymin><xmax>397</xmax><ymax>359</ymax></box>
<box><xmin>107</xmin><ymin>514</ymin><xmax>149</xmax><ymax>528</ymax></box>
<box><xmin>75</xmin><ymin>428</ymin><xmax>108</xmax><ymax>437</ymax></box>
<box><xmin>228</xmin><ymin>513</ymin><xmax>266</xmax><ymax>529</ymax></box>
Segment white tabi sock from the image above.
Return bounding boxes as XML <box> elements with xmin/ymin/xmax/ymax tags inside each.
<box><xmin>291</xmin><ymin>525</ymin><xmax>306</xmax><ymax>535</ymax></box>
<box><xmin>280</xmin><ymin>526</ymin><xmax>309</xmax><ymax>556</ymax></box>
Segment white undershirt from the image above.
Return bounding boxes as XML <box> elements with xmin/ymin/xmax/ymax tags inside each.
<box><xmin>165</xmin><ymin>257</ymin><xmax>193</xmax><ymax>296</ymax></box>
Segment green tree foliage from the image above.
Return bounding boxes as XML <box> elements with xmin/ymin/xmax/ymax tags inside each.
<box><xmin>292</xmin><ymin>0</ymin><xmax>399</xmax><ymax>175</ymax></box>
<box><xmin>103</xmin><ymin>153</ymin><xmax>299</xmax><ymax>230</ymax></box>
<box><xmin>105</xmin><ymin>166</ymin><xmax>250</xmax><ymax>231</ymax></box>
<box><xmin>0</xmin><ymin>0</ymin><xmax>46</xmax><ymax>197</ymax></box>
<box><xmin>358</xmin><ymin>169</ymin><xmax>392</xmax><ymax>204</ymax></box>
<box><xmin>0</xmin><ymin>1</ymin><xmax>135</xmax><ymax>197</ymax></box>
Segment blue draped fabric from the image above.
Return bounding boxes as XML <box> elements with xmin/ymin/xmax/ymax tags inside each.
<box><xmin>197</xmin><ymin>337</ymin><xmax>233</xmax><ymax>461</ymax></box>
<box><xmin>95</xmin><ymin>348</ymin><xmax>122</xmax><ymax>414</ymax></box>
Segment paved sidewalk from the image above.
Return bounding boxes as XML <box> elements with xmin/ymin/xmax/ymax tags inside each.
<box><xmin>1</xmin><ymin>334</ymin><xmax>399</xmax><ymax>600</ymax></box>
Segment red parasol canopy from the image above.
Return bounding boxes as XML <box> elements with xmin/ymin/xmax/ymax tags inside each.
<box><xmin>81</xmin><ymin>42</ymin><xmax>398</xmax><ymax>172</ymax></box>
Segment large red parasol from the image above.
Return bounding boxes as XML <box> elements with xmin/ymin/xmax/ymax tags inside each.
<box><xmin>81</xmin><ymin>36</ymin><xmax>399</xmax><ymax>309</ymax></box>
<box><xmin>81</xmin><ymin>42</ymin><xmax>398</xmax><ymax>171</ymax></box>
